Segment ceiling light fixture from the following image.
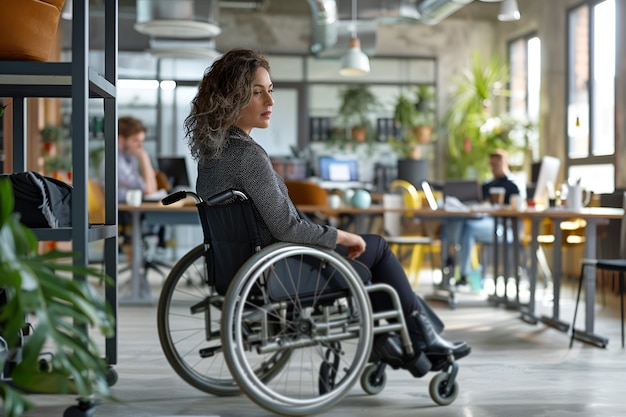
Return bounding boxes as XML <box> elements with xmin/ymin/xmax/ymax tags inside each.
<box><xmin>134</xmin><ymin>0</ymin><xmax>221</xmax><ymax>39</ymax></box>
<box><xmin>339</xmin><ymin>0</ymin><xmax>369</xmax><ymax>77</ymax></box>
<box><xmin>498</xmin><ymin>0</ymin><xmax>521</xmax><ymax>21</ymax></box>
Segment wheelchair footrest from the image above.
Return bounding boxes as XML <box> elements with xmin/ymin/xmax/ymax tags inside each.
<box><xmin>373</xmin><ymin>333</ymin><xmax>431</xmax><ymax>378</ymax></box>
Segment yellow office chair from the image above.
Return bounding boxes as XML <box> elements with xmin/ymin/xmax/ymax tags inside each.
<box><xmin>384</xmin><ymin>179</ymin><xmax>439</xmax><ymax>288</ymax></box>
<box><xmin>88</xmin><ymin>179</ymin><xmax>106</xmax><ymax>225</ymax></box>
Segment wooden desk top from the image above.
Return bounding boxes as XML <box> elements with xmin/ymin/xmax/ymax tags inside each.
<box><xmin>296</xmin><ymin>204</ymin><xmax>485</xmax><ymax>218</ymax></box>
<box><xmin>491</xmin><ymin>206</ymin><xmax>624</xmax><ymax>220</ymax></box>
<box><xmin>297</xmin><ymin>204</ymin><xmax>624</xmax><ymax>220</ymax></box>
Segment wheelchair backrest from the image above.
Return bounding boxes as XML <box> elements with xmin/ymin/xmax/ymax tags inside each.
<box><xmin>197</xmin><ymin>190</ymin><xmax>262</xmax><ymax>295</ymax></box>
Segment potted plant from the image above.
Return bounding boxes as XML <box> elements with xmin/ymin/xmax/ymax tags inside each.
<box><xmin>390</xmin><ymin>93</ymin><xmax>421</xmax><ymax>159</ymax></box>
<box><xmin>389</xmin><ymin>85</ymin><xmax>438</xmax><ymax>159</ymax></box>
<box><xmin>0</xmin><ymin>178</ymin><xmax>114</xmax><ymax>417</ymax></box>
<box><xmin>443</xmin><ymin>52</ymin><xmax>518</xmax><ymax>179</ymax></box>
<box><xmin>40</xmin><ymin>124</ymin><xmax>71</xmax><ymax>176</ymax></box>
<box><xmin>336</xmin><ymin>85</ymin><xmax>379</xmax><ymax>144</ymax></box>
<box><xmin>414</xmin><ymin>85</ymin><xmax>437</xmax><ymax>144</ymax></box>
<box><xmin>0</xmin><ymin>0</ymin><xmax>66</xmax><ymax>62</ymax></box>
<box><xmin>388</xmin><ymin>91</ymin><xmax>432</xmax><ymax>187</ymax></box>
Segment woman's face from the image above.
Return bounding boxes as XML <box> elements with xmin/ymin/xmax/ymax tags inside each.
<box><xmin>236</xmin><ymin>67</ymin><xmax>274</xmax><ymax>135</ymax></box>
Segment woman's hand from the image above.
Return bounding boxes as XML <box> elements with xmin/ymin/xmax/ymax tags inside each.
<box><xmin>336</xmin><ymin>229</ymin><xmax>366</xmax><ymax>259</ymax></box>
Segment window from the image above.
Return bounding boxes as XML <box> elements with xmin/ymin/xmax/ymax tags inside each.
<box><xmin>566</xmin><ymin>0</ymin><xmax>616</xmax><ymax>193</ymax></box>
<box><xmin>508</xmin><ymin>33</ymin><xmax>541</xmax><ymax>162</ymax></box>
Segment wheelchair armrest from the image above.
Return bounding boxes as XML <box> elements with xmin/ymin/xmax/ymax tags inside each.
<box><xmin>206</xmin><ymin>190</ymin><xmax>248</xmax><ymax>205</ymax></box>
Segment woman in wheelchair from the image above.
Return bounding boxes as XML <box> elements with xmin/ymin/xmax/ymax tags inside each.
<box><xmin>184</xmin><ymin>49</ymin><xmax>471</xmax><ymax>377</ymax></box>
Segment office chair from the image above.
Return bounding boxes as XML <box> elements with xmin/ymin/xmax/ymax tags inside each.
<box><xmin>383</xmin><ymin>179</ymin><xmax>438</xmax><ymax>288</ymax></box>
<box><xmin>570</xmin><ymin>191</ymin><xmax>626</xmax><ymax>349</ymax></box>
<box><xmin>284</xmin><ymin>179</ymin><xmax>330</xmax><ymax>224</ymax></box>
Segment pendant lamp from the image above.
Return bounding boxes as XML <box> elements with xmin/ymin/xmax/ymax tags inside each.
<box><xmin>498</xmin><ymin>0</ymin><xmax>521</xmax><ymax>21</ymax></box>
<box><xmin>339</xmin><ymin>0</ymin><xmax>370</xmax><ymax>76</ymax></box>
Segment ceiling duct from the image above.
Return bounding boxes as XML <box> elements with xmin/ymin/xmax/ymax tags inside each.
<box><xmin>416</xmin><ymin>0</ymin><xmax>475</xmax><ymax>25</ymax></box>
<box><xmin>135</xmin><ymin>0</ymin><xmax>221</xmax><ymax>39</ymax></box>
<box><xmin>336</xmin><ymin>0</ymin><xmax>421</xmax><ymax>21</ymax></box>
<box><xmin>311</xmin><ymin>0</ymin><xmax>473</xmax><ymax>54</ymax></box>
<box><xmin>307</xmin><ymin>0</ymin><xmax>339</xmax><ymax>54</ymax></box>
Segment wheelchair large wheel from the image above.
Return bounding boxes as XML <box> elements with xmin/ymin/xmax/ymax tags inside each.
<box><xmin>222</xmin><ymin>243</ymin><xmax>373</xmax><ymax>416</ymax></box>
<box><xmin>157</xmin><ymin>245</ymin><xmax>290</xmax><ymax>396</ymax></box>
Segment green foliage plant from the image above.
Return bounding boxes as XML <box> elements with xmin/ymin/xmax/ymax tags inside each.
<box><xmin>334</xmin><ymin>84</ymin><xmax>379</xmax><ymax>146</ymax></box>
<box><xmin>389</xmin><ymin>86</ymin><xmax>438</xmax><ymax>159</ymax></box>
<box><xmin>0</xmin><ymin>178</ymin><xmax>114</xmax><ymax>417</ymax></box>
<box><xmin>389</xmin><ymin>93</ymin><xmax>420</xmax><ymax>159</ymax></box>
<box><xmin>443</xmin><ymin>52</ymin><xmax>520</xmax><ymax>179</ymax></box>
<box><xmin>40</xmin><ymin>124</ymin><xmax>72</xmax><ymax>174</ymax></box>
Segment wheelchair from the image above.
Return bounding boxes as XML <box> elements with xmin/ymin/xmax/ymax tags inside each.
<box><xmin>157</xmin><ymin>189</ymin><xmax>461</xmax><ymax>416</ymax></box>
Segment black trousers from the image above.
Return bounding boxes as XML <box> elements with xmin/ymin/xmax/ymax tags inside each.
<box><xmin>337</xmin><ymin>234</ymin><xmax>444</xmax><ymax>332</ymax></box>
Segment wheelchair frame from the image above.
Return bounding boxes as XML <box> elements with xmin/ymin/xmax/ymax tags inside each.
<box><xmin>157</xmin><ymin>190</ymin><xmax>460</xmax><ymax>416</ymax></box>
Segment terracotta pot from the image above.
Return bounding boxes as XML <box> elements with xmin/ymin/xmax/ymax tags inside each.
<box><xmin>414</xmin><ymin>125</ymin><xmax>433</xmax><ymax>144</ymax></box>
<box><xmin>0</xmin><ymin>0</ymin><xmax>66</xmax><ymax>61</ymax></box>
<box><xmin>351</xmin><ymin>126</ymin><xmax>367</xmax><ymax>142</ymax></box>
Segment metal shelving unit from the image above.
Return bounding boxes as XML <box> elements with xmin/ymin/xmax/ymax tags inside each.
<box><xmin>0</xmin><ymin>0</ymin><xmax>119</xmax><ymax>365</ymax></box>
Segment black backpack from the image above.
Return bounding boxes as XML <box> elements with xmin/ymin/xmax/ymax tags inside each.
<box><xmin>2</xmin><ymin>171</ymin><xmax>73</xmax><ymax>228</ymax></box>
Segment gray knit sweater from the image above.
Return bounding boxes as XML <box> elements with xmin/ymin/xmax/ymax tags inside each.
<box><xmin>196</xmin><ymin>126</ymin><xmax>338</xmax><ymax>249</ymax></box>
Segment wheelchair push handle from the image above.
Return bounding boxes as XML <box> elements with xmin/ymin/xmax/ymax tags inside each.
<box><xmin>161</xmin><ymin>190</ymin><xmax>201</xmax><ymax>206</ymax></box>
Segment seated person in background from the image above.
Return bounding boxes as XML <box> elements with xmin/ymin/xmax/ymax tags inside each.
<box><xmin>100</xmin><ymin>116</ymin><xmax>164</xmax><ymax>253</ymax></box>
<box><xmin>444</xmin><ymin>149</ymin><xmax>520</xmax><ymax>286</ymax></box>
<box><xmin>100</xmin><ymin>116</ymin><xmax>158</xmax><ymax>202</ymax></box>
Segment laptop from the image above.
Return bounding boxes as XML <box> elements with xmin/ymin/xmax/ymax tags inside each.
<box><xmin>157</xmin><ymin>156</ymin><xmax>191</xmax><ymax>191</ymax></box>
<box><xmin>443</xmin><ymin>179</ymin><xmax>483</xmax><ymax>204</ymax></box>
<box><xmin>421</xmin><ymin>180</ymin><xmax>439</xmax><ymax>210</ymax></box>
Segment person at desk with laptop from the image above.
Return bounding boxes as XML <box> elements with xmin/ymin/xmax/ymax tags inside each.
<box><xmin>443</xmin><ymin>149</ymin><xmax>520</xmax><ymax>287</ymax></box>
<box><xmin>100</xmin><ymin>116</ymin><xmax>165</xmax><ymax>256</ymax></box>
<box><xmin>102</xmin><ymin>116</ymin><xmax>158</xmax><ymax>202</ymax></box>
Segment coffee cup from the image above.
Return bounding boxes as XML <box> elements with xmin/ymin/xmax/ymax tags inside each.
<box><xmin>125</xmin><ymin>189</ymin><xmax>143</xmax><ymax>207</ymax></box>
<box><xmin>489</xmin><ymin>187</ymin><xmax>506</xmax><ymax>207</ymax></box>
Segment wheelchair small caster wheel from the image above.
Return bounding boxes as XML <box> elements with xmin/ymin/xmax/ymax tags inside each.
<box><xmin>360</xmin><ymin>363</ymin><xmax>386</xmax><ymax>395</ymax></box>
<box><xmin>106</xmin><ymin>367</ymin><xmax>118</xmax><ymax>386</ymax></box>
<box><xmin>38</xmin><ymin>358</ymin><xmax>51</xmax><ymax>372</ymax></box>
<box><xmin>63</xmin><ymin>400</ymin><xmax>96</xmax><ymax>417</ymax></box>
<box><xmin>429</xmin><ymin>372</ymin><xmax>459</xmax><ymax>406</ymax></box>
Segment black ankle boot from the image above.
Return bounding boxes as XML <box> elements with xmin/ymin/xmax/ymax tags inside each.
<box><xmin>407</xmin><ymin>310</ymin><xmax>471</xmax><ymax>361</ymax></box>
<box><xmin>373</xmin><ymin>333</ymin><xmax>431</xmax><ymax>378</ymax></box>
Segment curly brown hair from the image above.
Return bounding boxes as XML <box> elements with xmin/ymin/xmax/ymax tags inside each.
<box><xmin>184</xmin><ymin>49</ymin><xmax>271</xmax><ymax>162</ymax></box>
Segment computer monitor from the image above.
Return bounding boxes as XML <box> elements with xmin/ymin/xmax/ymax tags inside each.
<box><xmin>318</xmin><ymin>156</ymin><xmax>359</xmax><ymax>182</ymax></box>
<box><xmin>533</xmin><ymin>155</ymin><xmax>561</xmax><ymax>206</ymax></box>
<box><xmin>157</xmin><ymin>156</ymin><xmax>191</xmax><ymax>189</ymax></box>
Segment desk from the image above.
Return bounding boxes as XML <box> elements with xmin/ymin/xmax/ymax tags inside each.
<box><xmin>484</xmin><ymin>209</ymin><xmax>525</xmax><ymax>310</ymax></box>
<box><xmin>118</xmin><ymin>202</ymin><xmax>199</xmax><ymax>305</ymax></box>
<box><xmin>296</xmin><ymin>204</ymin><xmax>391</xmax><ymax>234</ymax></box>
<box><xmin>523</xmin><ymin>207</ymin><xmax>623</xmax><ymax>347</ymax></box>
